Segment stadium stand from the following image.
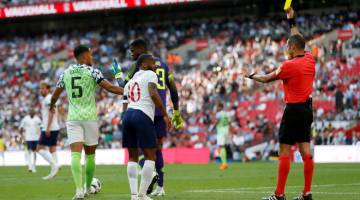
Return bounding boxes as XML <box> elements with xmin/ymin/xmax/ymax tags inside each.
<box><xmin>0</xmin><ymin>5</ymin><xmax>359</xmax><ymax>161</ymax></box>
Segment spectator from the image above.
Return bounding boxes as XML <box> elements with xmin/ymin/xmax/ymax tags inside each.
<box><xmin>335</xmin><ymin>88</ymin><xmax>344</xmax><ymax>112</ymax></box>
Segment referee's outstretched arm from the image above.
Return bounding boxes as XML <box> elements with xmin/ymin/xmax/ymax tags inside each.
<box><xmin>243</xmin><ymin>69</ymin><xmax>278</xmax><ymax>83</ymax></box>
<box><xmin>242</xmin><ymin>7</ymin><xmax>304</xmax><ymax>84</ymax></box>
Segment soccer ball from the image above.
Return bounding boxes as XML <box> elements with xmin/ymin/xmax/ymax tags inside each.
<box><xmin>91</xmin><ymin>177</ymin><xmax>102</xmax><ymax>193</ymax></box>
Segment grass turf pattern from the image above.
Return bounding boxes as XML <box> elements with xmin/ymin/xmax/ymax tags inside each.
<box><xmin>0</xmin><ymin>163</ymin><xmax>359</xmax><ymax>200</ymax></box>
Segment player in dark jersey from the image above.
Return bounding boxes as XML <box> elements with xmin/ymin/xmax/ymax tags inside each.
<box><xmin>111</xmin><ymin>38</ymin><xmax>183</xmax><ymax>196</ymax></box>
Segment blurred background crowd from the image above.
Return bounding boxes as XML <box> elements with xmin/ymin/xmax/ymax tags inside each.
<box><xmin>0</xmin><ymin>0</ymin><xmax>360</xmax><ymax>161</ymax></box>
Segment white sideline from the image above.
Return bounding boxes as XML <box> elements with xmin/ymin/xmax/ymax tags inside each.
<box><xmin>188</xmin><ymin>190</ymin><xmax>360</xmax><ymax>195</ymax></box>
<box><xmin>186</xmin><ymin>182</ymin><xmax>360</xmax><ymax>195</ymax></box>
<box><xmin>0</xmin><ymin>149</ymin><xmax>126</xmax><ymax>166</ymax></box>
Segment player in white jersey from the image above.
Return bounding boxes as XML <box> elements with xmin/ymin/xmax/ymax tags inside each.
<box><xmin>19</xmin><ymin>109</ymin><xmax>42</xmax><ymax>173</ymax></box>
<box><xmin>122</xmin><ymin>54</ymin><xmax>171</xmax><ymax>200</ymax></box>
<box><xmin>36</xmin><ymin>82</ymin><xmax>61</xmax><ymax>180</ymax></box>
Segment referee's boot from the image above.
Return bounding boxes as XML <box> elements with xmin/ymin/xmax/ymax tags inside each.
<box><xmin>293</xmin><ymin>193</ymin><xmax>313</xmax><ymax>200</ymax></box>
<box><xmin>262</xmin><ymin>194</ymin><xmax>287</xmax><ymax>200</ymax></box>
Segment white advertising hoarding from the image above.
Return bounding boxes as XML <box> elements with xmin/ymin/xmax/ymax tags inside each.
<box><xmin>0</xmin><ymin>149</ymin><xmax>126</xmax><ymax>166</ymax></box>
<box><xmin>314</xmin><ymin>145</ymin><xmax>360</xmax><ymax>163</ymax></box>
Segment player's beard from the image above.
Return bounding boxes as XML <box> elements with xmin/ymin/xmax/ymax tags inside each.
<box><xmin>131</xmin><ymin>55</ymin><xmax>137</xmax><ymax>61</ymax></box>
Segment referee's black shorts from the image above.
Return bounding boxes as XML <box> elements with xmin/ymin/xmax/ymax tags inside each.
<box><xmin>279</xmin><ymin>98</ymin><xmax>313</xmax><ymax>145</ymax></box>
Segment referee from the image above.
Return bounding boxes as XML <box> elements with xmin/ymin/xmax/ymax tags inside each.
<box><xmin>243</xmin><ymin>8</ymin><xmax>315</xmax><ymax>200</ymax></box>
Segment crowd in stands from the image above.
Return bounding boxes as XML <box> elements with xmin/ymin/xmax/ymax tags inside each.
<box><xmin>0</xmin><ymin>9</ymin><xmax>360</xmax><ymax>157</ymax></box>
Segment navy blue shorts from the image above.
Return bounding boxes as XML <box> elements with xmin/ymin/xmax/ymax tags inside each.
<box><xmin>26</xmin><ymin>141</ymin><xmax>38</xmax><ymax>151</ymax></box>
<box><xmin>122</xmin><ymin>109</ymin><xmax>157</xmax><ymax>148</ymax></box>
<box><xmin>154</xmin><ymin>116</ymin><xmax>167</xmax><ymax>138</ymax></box>
<box><xmin>38</xmin><ymin>130</ymin><xmax>59</xmax><ymax>146</ymax></box>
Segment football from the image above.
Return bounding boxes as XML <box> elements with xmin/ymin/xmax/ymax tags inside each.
<box><xmin>91</xmin><ymin>177</ymin><xmax>102</xmax><ymax>193</ymax></box>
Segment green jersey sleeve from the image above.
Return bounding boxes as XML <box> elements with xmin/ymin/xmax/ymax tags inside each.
<box><xmin>90</xmin><ymin>67</ymin><xmax>104</xmax><ymax>84</ymax></box>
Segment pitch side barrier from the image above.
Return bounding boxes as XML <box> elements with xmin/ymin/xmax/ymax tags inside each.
<box><xmin>1</xmin><ymin>146</ymin><xmax>360</xmax><ymax>166</ymax></box>
<box><xmin>0</xmin><ymin>148</ymin><xmax>210</xmax><ymax>166</ymax></box>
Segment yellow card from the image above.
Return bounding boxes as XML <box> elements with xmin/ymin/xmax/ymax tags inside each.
<box><xmin>284</xmin><ymin>0</ymin><xmax>292</xmax><ymax>10</ymax></box>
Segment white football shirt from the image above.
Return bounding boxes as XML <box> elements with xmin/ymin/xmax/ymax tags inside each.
<box><xmin>20</xmin><ymin>115</ymin><xmax>42</xmax><ymax>141</ymax></box>
<box><xmin>41</xmin><ymin>94</ymin><xmax>60</xmax><ymax>131</ymax></box>
<box><xmin>124</xmin><ymin>70</ymin><xmax>158</xmax><ymax>121</ymax></box>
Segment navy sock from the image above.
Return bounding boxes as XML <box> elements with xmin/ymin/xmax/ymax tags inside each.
<box><xmin>155</xmin><ymin>150</ymin><xmax>164</xmax><ymax>187</ymax></box>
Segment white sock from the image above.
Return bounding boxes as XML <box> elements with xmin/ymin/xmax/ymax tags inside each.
<box><xmin>76</xmin><ymin>188</ymin><xmax>84</xmax><ymax>195</ymax></box>
<box><xmin>139</xmin><ymin>160</ymin><xmax>155</xmax><ymax>196</ymax></box>
<box><xmin>38</xmin><ymin>149</ymin><xmax>55</xmax><ymax>166</ymax></box>
<box><xmin>127</xmin><ymin>161</ymin><xmax>138</xmax><ymax>196</ymax></box>
<box><xmin>32</xmin><ymin>151</ymin><xmax>37</xmax><ymax>171</ymax></box>
<box><xmin>1</xmin><ymin>154</ymin><xmax>4</xmax><ymax>165</ymax></box>
<box><xmin>51</xmin><ymin>152</ymin><xmax>58</xmax><ymax>165</ymax></box>
<box><xmin>25</xmin><ymin>151</ymin><xmax>31</xmax><ymax>169</ymax></box>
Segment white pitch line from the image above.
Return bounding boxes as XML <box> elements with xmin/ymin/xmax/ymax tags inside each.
<box><xmin>314</xmin><ymin>191</ymin><xmax>360</xmax><ymax>195</ymax></box>
<box><xmin>186</xmin><ymin>183</ymin><xmax>360</xmax><ymax>193</ymax></box>
<box><xmin>187</xmin><ymin>190</ymin><xmax>360</xmax><ymax>196</ymax></box>
<box><xmin>34</xmin><ymin>193</ymin><xmax>130</xmax><ymax>200</ymax></box>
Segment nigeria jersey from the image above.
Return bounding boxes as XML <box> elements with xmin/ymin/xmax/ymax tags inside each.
<box><xmin>216</xmin><ymin>111</ymin><xmax>230</xmax><ymax>135</ymax></box>
<box><xmin>56</xmin><ymin>64</ymin><xmax>104</xmax><ymax>121</ymax></box>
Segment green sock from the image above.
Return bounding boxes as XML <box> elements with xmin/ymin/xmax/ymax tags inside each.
<box><xmin>220</xmin><ymin>147</ymin><xmax>227</xmax><ymax>164</ymax></box>
<box><xmin>71</xmin><ymin>152</ymin><xmax>82</xmax><ymax>190</ymax></box>
<box><xmin>85</xmin><ymin>154</ymin><xmax>96</xmax><ymax>190</ymax></box>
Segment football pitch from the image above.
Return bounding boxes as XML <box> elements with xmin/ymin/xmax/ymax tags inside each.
<box><xmin>1</xmin><ymin>163</ymin><xmax>360</xmax><ymax>200</ymax></box>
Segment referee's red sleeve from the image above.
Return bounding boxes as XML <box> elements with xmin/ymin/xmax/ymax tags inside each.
<box><xmin>276</xmin><ymin>61</ymin><xmax>294</xmax><ymax>80</ymax></box>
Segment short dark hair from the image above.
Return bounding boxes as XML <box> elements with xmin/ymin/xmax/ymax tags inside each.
<box><xmin>288</xmin><ymin>34</ymin><xmax>305</xmax><ymax>50</ymax></box>
<box><xmin>217</xmin><ymin>102</ymin><xmax>224</xmax><ymax>109</ymax></box>
<box><xmin>136</xmin><ymin>53</ymin><xmax>154</xmax><ymax>67</ymax></box>
<box><xmin>130</xmin><ymin>38</ymin><xmax>148</xmax><ymax>50</ymax></box>
<box><xmin>74</xmin><ymin>45</ymin><xmax>90</xmax><ymax>58</ymax></box>
<box><xmin>40</xmin><ymin>82</ymin><xmax>51</xmax><ymax>89</ymax></box>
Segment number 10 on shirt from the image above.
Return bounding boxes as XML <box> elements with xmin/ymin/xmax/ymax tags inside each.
<box><xmin>127</xmin><ymin>82</ymin><xmax>141</xmax><ymax>102</ymax></box>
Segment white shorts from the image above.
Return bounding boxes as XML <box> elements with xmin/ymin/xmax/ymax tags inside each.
<box><xmin>66</xmin><ymin>121</ymin><xmax>99</xmax><ymax>146</ymax></box>
<box><xmin>217</xmin><ymin>134</ymin><xmax>228</xmax><ymax>146</ymax></box>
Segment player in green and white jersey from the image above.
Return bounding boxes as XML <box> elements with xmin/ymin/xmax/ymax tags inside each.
<box><xmin>215</xmin><ymin>102</ymin><xmax>231</xmax><ymax>170</ymax></box>
<box><xmin>49</xmin><ymin>45</ymin><xmax>124</xmax><ymax>200</ymax></box>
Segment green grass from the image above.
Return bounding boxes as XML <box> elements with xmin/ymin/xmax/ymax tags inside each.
<box><xmin>1</xmin><ymin>163</ymin><xmax>360</xmax><ymax>200</ymax></box>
